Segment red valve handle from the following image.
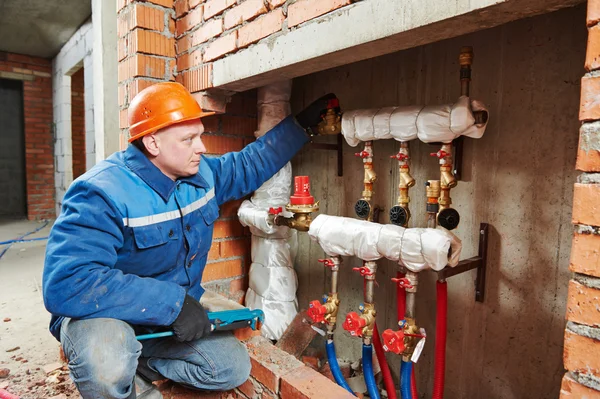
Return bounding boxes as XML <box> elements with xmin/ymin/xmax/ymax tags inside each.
<box><xmin>307</xmin><ymin>300</ymin><xmax>327</xmax><ymax>323</ymax></box>
<box><xmin>318</xmin><ymin>259</ymin><xmax>336</xmax><ymax>268</ymax></box>
<box><xmin>352</xmin><ymin>266</ymin><xmax>373</xmax><ymax>276</ymax></box>
<box><xmin>430</xmin><ymin>150</ymin><xmax>450</xmax><ymax>159</ymax></box>
<box><xmin>391</xmin><ymin>277</ymin><xmax>413</xmax><ymax>289</ymax></box>
<box><xmin>391</xmin><ymin>153</ymin><xmax>410</xmax><ymax>161</ymax></box>
<box><xmin>355</xmin><ymin>151</ymin><xmax>370</xmax><ymax>158</ymax></box>
<box><xmin>382</xmin><ymin>329</ymin><xmax>406</xmax><ymax>354</ymax></box>
<box><xmin>327</xmin><ymin>98</ymin><xmax>340</xmax><ymax>109</ymax></box>
<box><xmin>342</xmin><ymin>312</ymin><xmax>367</xmax><ymax>337</ymax></box>
<box><xmin>268</xmin><ymin>207</ymin><xmax>283</xmax><ymax>215</ymax></box>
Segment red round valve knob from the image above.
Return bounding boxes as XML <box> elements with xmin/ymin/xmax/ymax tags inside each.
<box><xmin>290</xmin><ymin>176</ymin><xmax>315</xmax><ymax>206</ymax></box>
<box><xmin>382</xmin><ymin>329</ymin><xmax>406</xmax><ymax>354</ymax></box>
<box><xmin>343</xmin><ymin>312</ymin><xmax>367</xmax><ymax>337</ymax></box>
<box><xmin>268</xmin><ymin>207</ymin><xmax>283</xmax><ymax>215</ymax></box>
<box><xmin>307</xmin><ymin>300</ymin><xmax>327</xmax><ymax>323</ymax></box>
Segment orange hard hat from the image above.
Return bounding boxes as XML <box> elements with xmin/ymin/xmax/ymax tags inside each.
<box><xmin>128</xmin><ymin>82</ymin><xmax>214</xmax><ymax>142</ymax></box>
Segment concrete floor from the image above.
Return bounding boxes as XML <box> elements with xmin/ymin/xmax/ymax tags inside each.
<box><xmin>0</xmin><ymin>218</ymin><xmax>79</xmax><ymax>398</ymax></box>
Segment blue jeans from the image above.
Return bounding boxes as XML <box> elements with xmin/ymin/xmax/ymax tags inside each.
<box><xmin>60</xmin><ymin>317</ymin><xmax>251</xmax><ymax>399</ymax></box>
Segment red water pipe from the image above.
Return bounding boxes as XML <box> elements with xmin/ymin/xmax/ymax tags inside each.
<box><xmin>373</xmin><ymin>323</ymin><xmax>397</xmax><ymax>399</ymax></box>
<box><xmin>0</xmin><ymin>389</ymin><xmax>20</xmax><ymax>399</ymax></box>
<box><xmin>432</xmin><ymin>280</ymin><xmax>448</xmax><ymax>399</ymax></box>
<box><xmin>363</xmin><ymin>277</ymin><xmax>397</xmax><ymax>399</ymax></box>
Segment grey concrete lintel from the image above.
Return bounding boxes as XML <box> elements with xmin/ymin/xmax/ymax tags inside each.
<box><xmin>212</xmin><ymin>0</ymin><xmax>583</xmax><ymax>92</ymax></box>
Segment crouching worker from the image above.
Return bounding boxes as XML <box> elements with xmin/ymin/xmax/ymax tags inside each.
<box><xmin>42</xmin><ymin>82</ymin><xmax>337</xmax><ymax>399</ymax></box>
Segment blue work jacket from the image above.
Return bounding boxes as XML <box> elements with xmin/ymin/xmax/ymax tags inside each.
<box><xmin>43</xmin><ymin>116</ymin><xmax>309</xmax><ymax>341</ymax></box>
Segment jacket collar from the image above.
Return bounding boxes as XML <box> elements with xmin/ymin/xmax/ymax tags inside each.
<box><xmin>123</xmin><ymin>145</ymin><xmax>209</xmax><ymax>202</ymax></box>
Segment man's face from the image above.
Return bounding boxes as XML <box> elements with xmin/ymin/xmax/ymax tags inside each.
<box><xmin>144</xmin><ymin>119</ymin><xmax>207</xmax><ymax>180</ymax></box>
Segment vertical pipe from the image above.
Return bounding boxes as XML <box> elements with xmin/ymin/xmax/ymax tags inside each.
<box><xmin>432</xmin><ymin>281</ymin><xmax>448</xmax><ymax>399</ymax></box>
<box><xmin>363</xmin><ymin>344</ymin><xmax>381</xmax><ymax>399</ymax></box>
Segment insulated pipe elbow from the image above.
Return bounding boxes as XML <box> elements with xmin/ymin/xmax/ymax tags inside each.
<box><xmin>326</xmin><ymin>341</ymin><xmax>355</xmax><ymax>395</ymax></box>
<box><xmin>363</xmin><ymin>344</ymin><xmax>381</xmax><ymax>399</ymax></box>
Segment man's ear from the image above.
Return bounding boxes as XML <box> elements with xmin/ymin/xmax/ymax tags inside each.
<box><xmin>142</xmin><ymin>134</ymin><xmax>160</xmax><ymax>157</ymax></box>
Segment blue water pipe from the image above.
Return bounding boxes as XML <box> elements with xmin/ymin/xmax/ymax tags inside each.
<box><xmin>400</xmin><ymin>360</ymin><xmax>413</xmax><ymax>399</ymax></box>
<box><xmin>0</xmin><ymin>221</ymin><xmax>49</xmax><ymax>260</ymax></box>
<box><xmin>362</xmin><ymin>344</ymin><xmax>381</xmax><ymax>399</ymax></box>
<box><xmin>325</xmin><ymin>340</ymin><xmax>354</xmax><ymax>395</ymax></box>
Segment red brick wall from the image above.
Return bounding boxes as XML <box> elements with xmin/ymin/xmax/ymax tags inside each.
<box><xmin>71</xmin><ymin>68</ymin><xmax>86</xmax><ymax>180</ymax></box>
<box><xmin>560</xmin><ymin>1</ymin><xmax>600</xmax><ymax>396</ymax></box>
<box><xmin>199</xmin><ymin>90</ymin><xmax>257</xmax><ymax>302</ymax></box>
<box><xmin>0</xmin><ymin>52</ymin><xmax>54</xmax><ymax>220</ymax></box>
<box><xmin>174</xmin><ymin>0</ymin><xmax>353</xmax><ymax>92</ymax></box>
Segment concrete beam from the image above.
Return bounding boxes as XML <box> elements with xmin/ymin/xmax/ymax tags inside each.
<box><xmin>92</xmin><ymin>0</ymin><xmax>119</xmax><ymax>160</ymax></box>
<box><xmin>213</xmin><ymin>0</ymin><xmax>583</xmax><ymax>92</ymax></box>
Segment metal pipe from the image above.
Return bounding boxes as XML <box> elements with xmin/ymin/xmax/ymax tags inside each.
<box><xmin>459</xmin><ymin>46</ymin><xmax>473</xmax><ymax>98</ymax></box>
<box><xmin>364</xmin><ymin>261</ymin><xmax>377</xmax><ymax>304</ymax></box>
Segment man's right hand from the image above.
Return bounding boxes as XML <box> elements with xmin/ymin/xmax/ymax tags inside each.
<box><xmin>170</xmin><ymin>295</ymin><xmax>212</xmax><ymax>342</ymax></box>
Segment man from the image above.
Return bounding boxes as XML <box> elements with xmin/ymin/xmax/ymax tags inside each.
<box><xmin>42</xmin><ymin>82</ymin><xmax>336</xmax><ymax>399</ymax></box>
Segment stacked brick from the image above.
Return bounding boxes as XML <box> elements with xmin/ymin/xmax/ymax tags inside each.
<box><xmin>117</xmin><ymin>0</ymin><xmax>177</xmax><ymax>146</ymax></box>
<box><xmin>0</xmin><ymin>52</ymin><xmax>54</xmax><ymax>220</ymax></box>
<box><xmin>173</xmin><ymin>0</ymin><xmax>353</xmax><ymax>91</ymax></box>
<box><xmin>156</xmin><ymin>336</ymin><xmax>355</xmax><ymax>398</ymax></box>
<box><xmin>560</xmin><ymin>1</ymin><xmax>600</xmax><ymax>397</ymax></box>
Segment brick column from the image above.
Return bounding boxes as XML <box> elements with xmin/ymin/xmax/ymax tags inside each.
<box><xmin>117</xmin><ymin>0</ymin><xmax>177</xmax><ymax>148</ymax></box>
<box><xmin>560</xmin><ymin>1</ymin><xmax>600</xmax><ymax>397</ymax></box>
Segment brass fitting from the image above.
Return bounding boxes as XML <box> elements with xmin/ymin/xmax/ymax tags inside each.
<box><xmin>401</xmin><ymin>317</ymin><xmax>421</xmax><ymax>361</ymax></box>
<box><xmin>317</xmin><ymin>108</ymin><xmax>341</xmax><ymax>135</ymax></box>
<box><xmin>274</xmin><ymin>202</ymin><xmax>320</xmax><ymax>232</ymax></box>
<box><xmin>359</xmin><ymin>302</ymin><xmax>377</xmax><ymax>340</ymax></box>
<box><xmin>323</xmin><ymin>293</ymin><xmax>341</xmax><ymax>326</ymax></box>
<box><xmin>361</xmin><ymin>142</ymin><xmax>376</xmax><ymax>200</ymax></box>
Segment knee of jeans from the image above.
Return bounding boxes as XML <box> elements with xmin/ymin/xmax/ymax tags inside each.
<box><xmin>219</xmin><ymin>341</ymin><xmax>251</xmax><ymax>390</ymax></box>
<box><xmin>63</xmin><ymin>318</ymin><xmax>141</xmax><ymax>393</ymax></box>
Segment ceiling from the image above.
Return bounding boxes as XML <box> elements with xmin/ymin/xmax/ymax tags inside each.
<box><xmin>0</xmin><ymin>0</ymin><xmax>92</xmax><ymax>59</ymax></box>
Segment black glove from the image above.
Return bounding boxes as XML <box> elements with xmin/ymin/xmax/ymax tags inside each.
<box><xmin>294</xmin><ymin>93</ymin><xmax>339</xmax><ymax>134</ymax></box>
<box><xmin>170</xmin><ymin>295</ymin><xmax>211</xmax><ymax>342</ymax></box>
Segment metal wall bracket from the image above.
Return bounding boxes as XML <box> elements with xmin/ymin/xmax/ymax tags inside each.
<box><xmin>309</xmin><ymin>134</ymin><xmax>344</xmax><ymax>177</ymax></box>
<box><xmin>436</xmin><ymin>222</ymin><xmax>489</xmax><ymax>302</ymax></box>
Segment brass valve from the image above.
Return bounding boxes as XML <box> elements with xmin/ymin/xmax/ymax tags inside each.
<box><xmin>342</xmin><ymin>302</ymin><xmax>376</xmax><ymax>339</ymax></box>
<box><xmin>317</xmin><ymin>108</ymin><xmax>342</xmax><ymax>135</ymax></box>
<box><xmin>307</xmin><ymin>293</ymin><xmax>340</xmax><ymax>325</ymax></box>
<box><xmin>273</xmin><ymin>206</ymin><xmax>318</xmax><ymax>232</ymax></box>
<box><xmin>401</xmin><ymin>317</ymin><xmax>421</xmax><ymax>361</ymax></box>
<box><xmin>271</xmin><ymin>176</ymin><xmax>319</xmax><ymax>232</ymax></box>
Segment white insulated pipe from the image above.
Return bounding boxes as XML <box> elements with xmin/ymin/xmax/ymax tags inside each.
<box><xmin>340</xmin><ymin>96</ymin><xmax>489</xmax><ymax>146</ymax></box>
<box><xmin>238</xmin><ymin>80</ymin><xmax>299</xmax><ymax>341</ymax></box>
<box><xmin>308</xmin><ymin>214</ymin><xmax>462</xmax><ymax>273</ymax></box>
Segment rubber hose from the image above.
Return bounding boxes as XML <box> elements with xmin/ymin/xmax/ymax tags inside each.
<box><xmin>400</xmin><ymin>361</ymin><xmax>413</xmax><ymax>399</ymax></box>
<box><xmin>432</xmin><ymin>281</ymin><xmax>448</xmax><ymax>399</ymax></box>
<box><xmin>363</xmin><ymin>344</ymin><xmax>381</xmax><ymax>399</ymax></box>
<box><xmin>325</xmin><ymin>340</ymin><xmax>354</xmax><ymax>395</ymax></box>
<box><xmin>373</xmin><ymin>323</ymin><xmax>397</xmax><ymax>399</ymax></box>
